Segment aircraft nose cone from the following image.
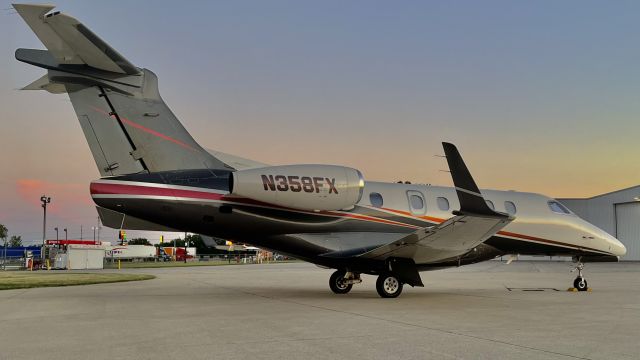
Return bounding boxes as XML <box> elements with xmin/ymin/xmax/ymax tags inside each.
<box><xmin>610</xmin><ymin>237</ymin><xmax>627</xmax><ymax>257</ymax></box>
<box><xmin>600</xmin><ymin>230</ymin><xmax>627</xmax><ymax>257</ymax></box>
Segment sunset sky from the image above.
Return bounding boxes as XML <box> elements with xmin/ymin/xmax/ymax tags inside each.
<box><xmin>1</xmin><ymin>1</ymin><xmax>639</xmax><ymax>244</ymax></box>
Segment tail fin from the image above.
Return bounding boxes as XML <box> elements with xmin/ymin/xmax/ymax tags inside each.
<box><xmin>14</xmin><ymin>4</ymin><xmax>230</xmax><ymax>176</ymax></box>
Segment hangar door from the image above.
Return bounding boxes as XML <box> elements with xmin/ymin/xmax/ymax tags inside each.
<box><xmin>616</xmin><ymin>202</ymin><xmax>640</xmax><ymax>261</ymax></box>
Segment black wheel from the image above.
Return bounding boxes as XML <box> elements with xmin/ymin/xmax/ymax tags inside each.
<box><xmin>376</xmin><ymin>273</ymin><xmax>403</xmax><ymax>298</ymax></box>
<box><xmin>574</xmin><ymin>277</ymin><xmax>588</xmax><ymax>291</ymax></box>
<box><xmin>329</xmin><ymin>270</ymin><xmax>353</xmax><ymax>294</ymax></box>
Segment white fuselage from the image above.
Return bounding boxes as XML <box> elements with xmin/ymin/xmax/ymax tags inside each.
<box><xmin>359</xmin><ymin>181</ymin><xmax>626</xmax><ymax>257</ymax></box>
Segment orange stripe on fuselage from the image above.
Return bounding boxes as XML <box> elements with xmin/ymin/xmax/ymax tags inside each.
<box><xmin>380</xmin><ymin>207</ymin><xmax>445</xmax><ymax>224</ymax></box>
<box><xmin>379</xmin><ymin>207</ymin><xmax>609</xmax><ymax>255</ymax></box>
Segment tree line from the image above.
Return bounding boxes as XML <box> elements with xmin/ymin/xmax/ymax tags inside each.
<box><xmin>127</xmin><ymin>234</ymin><xmax>225</xmax><ymax>253</ymax></box>
<box><xmin>0</xmin><ymin>224</ymin><xmax>23</xmax><ymax>247</ymax></box>
<box><xmin>0</xmin><ymin>223</ymin><xmax>226</xmax><ymax>251</ymax></box>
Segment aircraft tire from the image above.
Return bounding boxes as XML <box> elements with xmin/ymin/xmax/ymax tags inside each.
<box><xmin>376</xmin><ymin>273</ymin><xmax>403</xmax><ymax>298</ymax></box>
<box><xmin>574</xmin><ymin>277</ymin><xmax>588</xmax><ymax>291</ymax></box>
<box><xmin>329</xmin><ymin>270</ymin><xmax>353</xmax><ymax>294</ymax></box>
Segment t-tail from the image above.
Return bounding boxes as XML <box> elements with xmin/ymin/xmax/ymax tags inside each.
<box><xmin>13</xmin><ymin>3</ymin><xmax>231</xmax><ymax>176</ymax></box>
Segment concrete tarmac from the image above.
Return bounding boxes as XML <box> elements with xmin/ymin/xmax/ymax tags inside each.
<box><xmin>0</xmin><ymin>261</ymin><xmax>638</xmax><ymax>360</ymax></box>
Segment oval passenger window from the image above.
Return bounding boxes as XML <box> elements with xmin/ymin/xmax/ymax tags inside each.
<box><xmin>437</xmin><ymin>197</ymin><xmax>450</xmax><ymax>211</ymax></box>
<box><xmin>370</xmin><ymin>192</ymin><xmax>383</xmax><ymax>208</ymax></box>
<box><xmin>410</xmin><ymin>195</ymin><xmax>424</xmax><ymax>210</ymax></box>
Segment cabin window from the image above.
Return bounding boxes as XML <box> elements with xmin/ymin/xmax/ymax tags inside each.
<box><xmin>407</xmin><ymin>191</ymin><xmax>426</xmax><ymax>215</ymax></box>
<box><xmin>410</xmin><ymin>195</ymin><xmax>424</xmax><ymax>210</ymax></box>
<box><xmin>485</xmin><ymin>200</ymin><xmax>495</xmax><ymax>210</ymax></box>
<box><xmin>370</xmin><ymin>192</ymin><xmax>383</xmax><ymax>208</ymax></box>
<box><xmin>548</xmin><ymin>200</ymin><xmax>571</xmax><ymax>214</ymax></box>
<box><xmin>504</xmin><ymin>201</ymin><xmax>517</xmax><ymax>215</ymax></box>
<box><xmin>437</xmin><ymin>197</ymin><xmax>450</xmax><ymax>211</ymax></box>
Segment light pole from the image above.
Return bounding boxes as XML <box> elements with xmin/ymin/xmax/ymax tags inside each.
<box><xmin>55</xmin><ymin>227</ymin><xmax>59</xmax><ymax>241</ymax></box>
<box><xmin>184</xmin><ymin>232</ymin><xmax>188</xmax><ymax>263</ymax></box>
<box><xmin>3</xmin><ymin>236</ymin><xmax>7</xmax><ymax>271</ymax></box>
<box><xmin>40</xmin><ymin>195</ymin><xmax>51</xmax><ymax>260</ymax></box>
<box><xmin>64</xmin><ymin>228</ymin><xmax>67</xmax><ymax>241</ymax></box>
<box><xmin>96</xmin><ymin>216</ymin><xmax>101</xmax><ymax>243</ymax></box>
<box><xmin>92</xmin><ymin>227</ymin><xmax>97</xmax><ymax>243</ymax></box>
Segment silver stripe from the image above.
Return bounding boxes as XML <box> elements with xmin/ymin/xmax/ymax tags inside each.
<box><xmin>92</xmin><ymin>179</ymin><xmax>228</xmax><ymax>195</ymax></box>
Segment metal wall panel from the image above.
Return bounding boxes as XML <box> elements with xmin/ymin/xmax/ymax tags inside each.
<box><xmin>615</xmin><ymin>202</ymin><xmax>640</xmax><ymax>261</ymax></box>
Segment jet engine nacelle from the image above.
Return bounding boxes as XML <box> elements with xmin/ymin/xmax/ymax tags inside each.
<box><xmin>229</xmin><ymin>165</ymin><xmax>365</xmax><ymax>211</ymax></box>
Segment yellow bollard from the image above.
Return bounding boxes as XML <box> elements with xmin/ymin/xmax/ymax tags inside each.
<box><xmin>46</xmin><ymin>259</ymin><xmax>50</xmax><ymax>271</ymax></box>
<box><xmin>118</xmin><ymin>259</ymin><xmax>121</xmax><ymax>270</ymax></box>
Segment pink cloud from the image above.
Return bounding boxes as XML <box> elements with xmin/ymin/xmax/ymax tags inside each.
<box><xmin>15</xmin><ymin>179</ymin><xmax>93</xmax><ymax>215</ymax></box>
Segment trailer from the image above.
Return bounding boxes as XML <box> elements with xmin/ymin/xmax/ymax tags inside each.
<box><xmin>53</xmin><ymin>244</ymin><xmax>105</xmax><ymax>270</ymax></box>
<box><xmin>106</xmin><ymin>245</ymin><xmax>156</xmax><ymax>260</ymax></box>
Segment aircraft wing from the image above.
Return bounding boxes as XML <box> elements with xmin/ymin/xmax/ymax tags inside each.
<box><xmin>357</xmin><ymin>214</ymin><xmax>509</xmax><ymax>261</ymax></box>
<box><xmin>356</xmin><ymin>143</ymin><xmax>512</xmax><ymax>263</ymax></box>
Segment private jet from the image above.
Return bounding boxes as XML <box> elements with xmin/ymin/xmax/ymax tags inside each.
<box><xmin>13</xmin><ymin>4</ymin><xmax>626</xmax><ymax>298</ymax></box>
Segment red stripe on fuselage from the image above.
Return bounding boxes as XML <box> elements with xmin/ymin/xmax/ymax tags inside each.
<box><xmin>90</xmin><ymin>182</ymin><xmax>224</xmax><ymax>201</ymax></box>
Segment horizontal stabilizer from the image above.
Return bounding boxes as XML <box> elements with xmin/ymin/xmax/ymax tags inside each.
<box><xmin>13</xmin><ymin>3</ymin><xmax>138</xmax><ymax>74</ymax></box>
<box><xmin>21</xmin><ymin>73</ymin><xmax>66</xmax><ymax>93</ymax></box>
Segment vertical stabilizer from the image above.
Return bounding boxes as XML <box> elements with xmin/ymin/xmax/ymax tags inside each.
<box><xmin>14</xmin><ymin>4</ymin><xmax>230</xmax><ymax>176</ymax></box>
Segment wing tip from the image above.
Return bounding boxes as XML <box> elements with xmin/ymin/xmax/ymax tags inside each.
<box><xmin>12</xmin><ymin>3</ymin><xmax>56</xmax><ymax>16</ymax></box>
<box><xmin>442</xmin><ymin>142</ymin><xmax>510</xmax><ymax>218</ymax></box>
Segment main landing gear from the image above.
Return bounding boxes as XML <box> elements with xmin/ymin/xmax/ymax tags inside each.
<box><xmin>571</xmin><ymin>259</ymin><xmax>588</xmax><ymax>291</ymax></box>
<box><xmin>328</xmin><ymin>270</ymin><xmax>405</xmax><ymax>298</ymax></box>
<box><xmin>376</xmin><ymin>273</ymin><xmax>403</xmax><ymax>298</ymax></box>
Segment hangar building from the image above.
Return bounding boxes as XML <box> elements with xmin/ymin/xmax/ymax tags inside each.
<box><xmin>558</xmin><ymin>185</ymin><xmax>640</xmax><ymax>261</ymax></box>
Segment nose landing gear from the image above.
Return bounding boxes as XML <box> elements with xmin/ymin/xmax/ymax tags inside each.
<box><xmin>571</xmin><ymin>260</ymin><xmax>589</xmax><ymax>291</ymax></box>
<box><xmin>329</xmin><ymin>270</ymin><xmax>361</xmax><ymax>294</ymax></box>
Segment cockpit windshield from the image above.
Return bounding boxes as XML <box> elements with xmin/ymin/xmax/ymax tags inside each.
<box><xmin>548</xmin><ymin>200</ymin><xmax>572</xmax><ymax>215</ymax></box>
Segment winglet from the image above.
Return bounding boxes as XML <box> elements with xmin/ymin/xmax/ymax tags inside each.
<box><xmin>442</xmin><ymin>142</ymin><xmax>508</xmax><ymax>217</ymax></box>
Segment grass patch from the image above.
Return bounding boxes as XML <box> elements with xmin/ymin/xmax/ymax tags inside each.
<box><xmin>104</xmin><ymin>260</ymin><xmax>300</xmax><ymax>269</ymax></box>
<box><xmin>0</xmin><ymin>272</ymin><xmax>155</xmax><ymax>290</ymax></box>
